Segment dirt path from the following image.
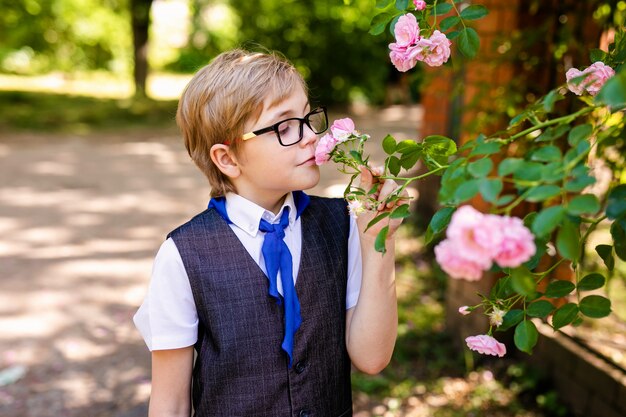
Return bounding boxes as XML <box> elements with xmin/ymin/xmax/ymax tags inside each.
<box><xmin>0</xmin><ymin>106</ymin><xmax>422</xmax><ymax>417</ymax></box>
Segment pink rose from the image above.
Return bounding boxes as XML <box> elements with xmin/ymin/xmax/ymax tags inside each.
<box><xmin>566</xmin><ymin>68</ymin><xmax>586</xmax><ymax>95</ymax></box>
<box><xmin>446</xmin><ymin>205</ymin><xmax>502</xmax><ymax>267</ymax></box>
<box><xmin>347</xmin><ymin>199</ymin><xmax>366</xmax><ymax>218</ymax></box>
<box><xmin>413</xmin><ymin>0</ymin><xmax>426</xmax><ymax>11</ymax></box>
<box><xmin>583</xmin><ymin>61</ymin><xmax>615</xmax><ymax>95</ymax></box>
<box><xmin>392</xmin><ymin>13</ymin><xmax>420</xmax><ymax>47</ymax></box>
<box><xmin>434</xmin><ymin>239</ymin><xmax>487</xmax><ymax>281</ymax></box>
<box><xmin>415</xmin><ymin>30</ymin><xmax>451</xmax><ymax>67</ymax></box>
<box><xmin>330</xmin><ymin>118</ymin><xmax>356</xmax><ymax>141</ymax></box>
<box><xmin>314</xmin><ymin>133</ymin><xmax>337</xmax><ymax>165</ymax></box>
<box><xmin>492</xmin><ymin>215</ymin><xmax>536</xmax><ymax>268</ymax></box>
<box><xmin>388</xmin><ymin>14</ymin><xmax>422</xmax><ymax>72</ymax></box>
<box><xmin>566</xmin><ymin>62</ymin><xmax>615</xmax><ymax>96</ymax></box>
<box><xmin>458</xmin><ymin>306</ymin><xmax>471</xmax><ymax>315</ymax></box>
<box><xmin>389</xmin><ymin>48</ymin><xmax>419</xmax><ymax>72</ymax></box>
<box><xmin>465</xmin><ymin>335</ymin><xmax>507</xmax><ymax>357</ymax></box>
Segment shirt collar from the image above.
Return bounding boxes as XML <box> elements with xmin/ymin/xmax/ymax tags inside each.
<box><xmin>224</xmin><ymin>192</ymin><xmax>297</xmax><ymax>237</ymax></box>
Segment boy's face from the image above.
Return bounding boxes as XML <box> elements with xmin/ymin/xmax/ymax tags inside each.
<box><xmin>233</xmin><ymin>86</ymin><xmax>320</xmax><ymax>208</ymax></box>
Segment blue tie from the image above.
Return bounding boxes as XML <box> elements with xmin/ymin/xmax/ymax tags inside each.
<box><xmin>208</xmin><ymin>192</ymin><xmax>310</xmax><ymax>367</ymax></box>
<box><xmin>258</xmin><ymin>209</ymin><xmax>300</xmax><ymax>367</ymax></box>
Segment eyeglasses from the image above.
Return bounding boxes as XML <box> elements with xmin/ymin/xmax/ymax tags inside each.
<box><xmin>241</xmin><ymin>106</ymin><xmax>328</xmax><ymax>146</ymax></box>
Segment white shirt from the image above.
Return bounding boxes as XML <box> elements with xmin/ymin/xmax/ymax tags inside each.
<box><xmin>133</xmin><ymin>192</ymin><xmax>363</xmax><ymax>351</ymax></box>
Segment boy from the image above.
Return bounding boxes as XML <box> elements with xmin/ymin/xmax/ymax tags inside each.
<box><xmin>134</xmin><ymin>49</ymin><xmax>405</xmax><ymax>417</ymax></box>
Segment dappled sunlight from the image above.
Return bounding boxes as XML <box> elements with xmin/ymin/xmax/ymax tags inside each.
<box><xmin>0</xmin><ymin>73</ymin><xmax>192</xmax><ymax>101</ymax></box>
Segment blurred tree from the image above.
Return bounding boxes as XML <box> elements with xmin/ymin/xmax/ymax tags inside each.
<box><xmin>0</xmin><ymin>0</ymin><xmax>131</xmax><ymax>75</ymax></box>
<box><xmin>130</xmin><ymin>0</ymin><xmax>154</xmax><ymax>97</ymax></box>
<box><xmin>166</xmin><ymin>0</ymin><xmax>405</xmax><ymax>105</ymax></box>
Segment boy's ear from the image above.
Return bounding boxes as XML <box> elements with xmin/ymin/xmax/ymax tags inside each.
<box><xmin>209</xmin><ymin>144</ymin><xmax>241</xmax><ymax>179</ymax></box>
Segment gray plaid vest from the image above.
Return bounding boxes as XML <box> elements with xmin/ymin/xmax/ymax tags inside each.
<box><xmin>168</xmin><ymin>196</ymin><xmax>353</xmax><ymax>417</ymax></box>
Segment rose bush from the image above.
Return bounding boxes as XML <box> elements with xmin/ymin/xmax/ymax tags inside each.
<box><xmin>319</xmin><ymin>0</ymin><xmax>626</xmax><ymax>356</ymax></box>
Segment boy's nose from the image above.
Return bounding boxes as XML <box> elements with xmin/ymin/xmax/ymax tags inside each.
<box><xmin>300</xmin><ymin>123</ymin><xmax>318</xmax><ymax>147</ymax></box>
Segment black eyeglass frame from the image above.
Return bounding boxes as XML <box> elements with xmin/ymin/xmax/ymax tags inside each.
<box><xmin>241</xmin><ymin>106</ymin><xmax>328</xmax><ymax>146</ymax></box>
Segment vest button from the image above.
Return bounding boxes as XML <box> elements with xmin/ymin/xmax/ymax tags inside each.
<box><xmin>294</xmin><ymin>360</ymin><xmax>307</xmax><ymax>374</ymax></box>
<box><xmin>299</xmin><ymin>409</ymin><xmax>311</xmax><ymax>417</ymax></box>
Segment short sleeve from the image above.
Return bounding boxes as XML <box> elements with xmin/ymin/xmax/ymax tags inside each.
<box><xmin>345</xmin><ymin>215</ymin><xmax>363</xmax><ymax>309</ymax></box>
<box><xmin>133</xmin><ymin>238</ymin><xmax>199</xmax><ymax>351</ymax></box>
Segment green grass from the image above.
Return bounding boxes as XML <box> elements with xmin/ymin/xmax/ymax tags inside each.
<box><xmin>0</xmin><ymin>90</ymin><xmax>179</xmax><ymax>134</ymax></box>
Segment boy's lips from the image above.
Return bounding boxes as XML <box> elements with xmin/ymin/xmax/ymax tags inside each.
<box><xmin>298</xmin><ymin>156</ymin><xmax>316</xmax><ymax>166</ymax></box>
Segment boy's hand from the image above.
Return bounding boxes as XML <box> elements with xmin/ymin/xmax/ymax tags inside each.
<box><xmin>356</xmin><ymin>166</ymin><xmax>408</xmax><ymax>240</ymax></box>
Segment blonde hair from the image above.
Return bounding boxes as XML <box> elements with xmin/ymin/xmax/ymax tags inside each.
<box><xmin>176</xmin><ymin>48</ymin><xmax>308</xmax><ymax>197</ymax></box>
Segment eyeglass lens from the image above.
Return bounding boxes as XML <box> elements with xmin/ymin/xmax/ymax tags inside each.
<box><xmin>276</xmin><ymin>108</ymin><xmax>327</xmax><ymax>145</ymax></box>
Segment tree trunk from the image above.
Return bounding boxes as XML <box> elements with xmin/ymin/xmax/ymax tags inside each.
<box><xmin>130</xmin><ymin>0</ymin><xmax>154</xmax><ymax>98</ymax></box>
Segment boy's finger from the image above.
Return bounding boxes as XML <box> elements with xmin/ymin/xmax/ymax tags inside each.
<box><xmin>358</xmin><ymin>166</ymin><xmax>374</xmax><ymax>190</ymax></box>
<box><xmin>377</xmin><ymin>179</ymin><xmax>397</xmax><ymax>201</ymax></box>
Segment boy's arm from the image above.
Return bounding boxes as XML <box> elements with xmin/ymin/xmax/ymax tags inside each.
<box><xmin>149</xmin><ymin>346</ymin><xmax>194</xmax><ymax>417</ymax></box>
<box><xmin>345</xmin><ymin>167</ymin><xmax>403</xmax><ymax>375</ymax></box>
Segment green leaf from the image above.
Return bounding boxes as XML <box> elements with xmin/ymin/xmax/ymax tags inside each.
<box><xmin>579</xmin><ymin>295</ymin><xmax>611</xmax><ymax>318</ymax></box>
<box><xmin>532</xmin><ymin>206</ymin><xmax>564</xmax><ymax>237</ymax></box>
<box><xmin>498</xmin><ymin>158</ymin><xmax>524</xmax><ymax>176</ymax></box>
<box><xmin>479</xmin><ymin>178</ymin><xmax>502</xmax><ymax>203</ymax></box>
<box><xmin>552</xmin><ymin>303</ymin><xmax>579</xmax><ymax>330</ymax></box>
<box><xmin>567</xmin><ymin>194</ymin><xmax>600</xmax><ymax>216</ymax></box>
<box><xmin>541</xmin><ymin>162</ymin><xmax>565</xmax><ymax>183</ymax></box>
<box><xmin>611</xmin><ymin>221</ymin><xmax>626</xmax><ymax>261</ymax></box>
<box><xmin>467</xmin><ymin>158</ymin><xmax>493</xmax><ymax>177</ymax></box>
<box><xmin>390</xmin><ymin>204</ymin><xmax>411</xmax><ymax>219</ymax></box>
<box><xmin>514</xmin><ymin>320</ymin><xmax>538</xmax><ymax>354</ymax></box>
<box><xmin>595</xmin><ymin>68</ymin><xmax>626</xmax><ymax>108</ymax></box>
<box><xmin>382</xmin><ymin>134</ymin><xmax>397</xmax><ymax>154</ymax></box>
<box><xmin>510</xmin><ymin>267</ymin><xmax>536</xmax><ymax>296</ymax></box>
<box><xmin>509</xmin><ymin>111</ymin><xmax>529</xmax><ymax>127</ymax></box>
<box><xmin>447</xmin><ymin>30</ymin><xmax>461</xmax><ymax>40</ymax></box>
<box><xmin>527</xmin><ymin>300</ymin><xmax>555</xmax><ymax>318</ymax></box>
<box><xmin>525</xmin><ymin>185</ymin><xmax>561</xmax><ymax>203</ymax></box>
<box><xmin>535</xmin><ymin>124</ymin><xmax>571</xmax><ymax>143</ymax></box>
<box><xmin>542</xmin><ymin>89</ymin><xmax>564</xmax><ymax>112</ymax></box>
<box><xmin>349</xmin><ymin>150</ymin><xmax>364</xmax><ymax>165</ymax></box>
<box><xmin>544</xmin><ymin>280</ymin><xmax>575</xmax><ymax>298</ymax></box>
<box><xmin>454</xmin><ymin>179</ymin><xmax>480</xmax><ymax>202</ymax></box>
<box><xmin>439</xmin><ymin>15</ymin><xmax>460</xmax><ymax>31</ymax></box>
<box><xmin>429</xmin><ymin>206</ymin><xmax>456</xmax><ymax>234</ymax></box>
<box><xmin>567</xmin><ymin>124</ymin><xmax>593</xmax><ymax>147</ymax></box>
<box><xmin>458</xmin><ymin>27</ymin><xmax>480</xmax><ymax>58</ymax></box>
<box><xmin>606</xmin><ymin>185</ymin><xmax>626</xmax><ymax>220</ymax></box>
<box><xmin>433</xmin><ymin>2</ymin><xmax>453</xmax><ymax>15</ymax></box>
<box><xmin>369</xmin><ymin>13</ymin><xmax>394</xmax><ymax>35</ymax></box>
<box><xmin>577</xmin><ymin>273</ymin><xmax>605</xmax><ymax>292</ymax></box>
<box><xmin>469</xmin><ymin>141</ymin><xmax>501</xmax><ymax>156</ymax></box>
<box><xmin>589</xmin><ymin>48</ymin><xmax>608</xmax><ymax>62</ymax></box>
<box><xmin>396</xmin><ymin>140</ymin><xmax>420</xmax><ymax>154</ymax></box>
<box><xmin>375</xmin><ymin>225</ymin><xmax>389</xmax><ymax>254</ymax></box>
<box><xmin>423</xmin><ymin>135</ymin><xmax>457</xmax><ymax>156</ymax></box>
<box><xmin>395</xmin><ymin>0</ymin><xmax>409</xmax><ymax>10</ymax></box>
<box><xmin>513</xmin><ymin>161</ymin><xmax>543</xmax><ymax>182</ymax></box>
<box><xmin>531</xmin><ymin>146</ymin><xmax>562</xmax><ymax>163</ymax></box>
<box><xmin>388</xmin><ymin>155</ymin><xmax>401</xmax><ymax>176</ymax></box>
<box><xmin>498</xmin><ymin>309</ymin><xmax>523</xmax><ymax>331</ymax></box>
<box><xmin>388</xmin><ymin>14</ymin><xmax>402</xmax><ymax>36</ymax></box>
<box><xmin>556</xmin><ymin>220</ymin><xmax>580</xmax><ymax>261</ymax></box>
<box><xmin>595</xmin><ymin>244</ymin><xmax>615</xmax><ymax>271</ymax></box>
<box><xmin>496</xmin><ymin>195</ymin><xmax>515</xmax><ymax>206</ymax></box>
<box><xmin>376</xmin><ymin>0</ymin><xmax>394</xmax><ymax>8</ymax></box>
<box><xmin>564</xmin><ymin>175</ymin><xmax>596</xmax><ymax>192</ymax></box>
<box><xmin>366</xmin><ymin>211</ymin><xmax>390</xmax><ymax>231</ymax></box>
<box><xmin>460</xmin><ymin>4</ymin><xmax>489</xmax><ymax>20</ymax></box>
